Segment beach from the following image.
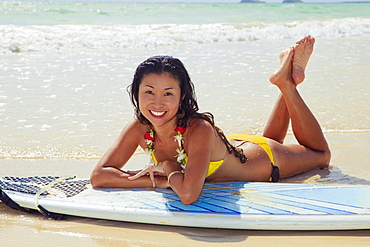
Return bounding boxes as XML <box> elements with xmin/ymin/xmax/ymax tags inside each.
<box><xmin>1</xmin><ymin>1</ymin><xmax>370</xmax><ymax>245</ymax></box>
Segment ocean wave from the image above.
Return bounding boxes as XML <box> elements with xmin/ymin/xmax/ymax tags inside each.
<box><xmin>0</xmin><ymin>146</ymin><xmax>102</xmax><ymax>160</ymax></box>
<box><xmin>1</xmin><ymin>18</ymin><xmax>370</xmax><ymax>53</ymax></box>
<box><xmin>323</xmin><ymin>129</ymin><xmax>370</xmax><ymax>134</ymax></box>
<box><xmin>0</xmin><ymin>146</ymin><xmax>146</xmax><ymax>160</ymax></box>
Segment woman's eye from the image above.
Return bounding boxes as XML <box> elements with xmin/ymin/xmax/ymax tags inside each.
<box><xmin>164</xmin><ymin>92</ymin><xmax>173</xmax><ymax>96</ymax></box>
<box><xmin>145</xmin><ymin>90</ymin><xmax>153</xmax><ymax>95</ymax></box>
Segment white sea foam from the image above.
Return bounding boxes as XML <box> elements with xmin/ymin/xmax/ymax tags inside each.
<box><xmin>0</xmin><ymin>146</ymin><xmax>102</xmax><ymax>159</ymax></box>
<box><xmin>1</xmin><ymin>18</ymin><xmax>369</xmax><ymax>53</ymax></box>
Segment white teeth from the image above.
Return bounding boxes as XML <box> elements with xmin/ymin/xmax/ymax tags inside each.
<box><xmin>151</xmin><ymin>111</ymin><xmax>165</xmax><ymax>116</ymax></box>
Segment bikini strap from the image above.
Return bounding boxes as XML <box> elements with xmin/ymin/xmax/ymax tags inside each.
<box><xmin>269</xmin><ymin>164</ymin><xmax>280</xmax><ymax>182</ymax></box>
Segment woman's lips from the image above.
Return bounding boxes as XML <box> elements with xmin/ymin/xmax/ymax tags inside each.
<box><xmin>150</xmin><ymin>110</ymin><xmax>166</xmax><ymax>118</ymax></box>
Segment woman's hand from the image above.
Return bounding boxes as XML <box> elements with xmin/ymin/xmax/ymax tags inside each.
<box><xmin>124</xmin><ymin>170</ymin><xmax>141</xmax><ymax>176</ymax></box>
<box><xmin>154</xmin><ymin>176</ymin><xmax>170</xmax><ymax>189</ymax></box>
<box><xmin>127</xmin><ymin>162</ymin><xmax>165</xmax><ymax>187</ymax></box>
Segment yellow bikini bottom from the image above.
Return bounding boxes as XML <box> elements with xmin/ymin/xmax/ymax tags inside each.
<box><xmin>206</xmin><ymin>134</ymin><xmax>275</xmax><ymax>177</ymax></box>
<box><xmin>226</xmin><ymin>134</ymin><xmax>275</xmax><ymax>165</ymax></box>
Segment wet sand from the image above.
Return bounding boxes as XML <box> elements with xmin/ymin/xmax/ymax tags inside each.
<box><xmin>0</xmin><ymin>204</ymin><xmax>369</xmax><ymax>247</ymax></box>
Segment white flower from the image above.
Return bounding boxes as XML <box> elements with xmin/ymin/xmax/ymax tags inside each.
<box><xmin>174</xmin><ymin>134</ymin><xmax>183</xmax><ymax>146</ymax></box>
<box><xmin>145</xmin><ymin>139</ymin><xmax>153</xmax><ymax>146</ymax></box>
<box><xmin>177</xmin><ymin>153</ymin><xmax>187</xmax><ymax>163</ymax></box>
<box><xmin>144</xmin><ymin>148</ymin><xmax>154</xmax><ymax>155</ymax></box>
<box><xmin>175</xmin><ymin>148</ymin><xmax>186</xmax><ymax>163</ymax></box>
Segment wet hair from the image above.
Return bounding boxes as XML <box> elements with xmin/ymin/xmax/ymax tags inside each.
<box><xmin>127</xmin><ymin>55</ymin><xmax>247</xmax><ymax>163</ymax></box>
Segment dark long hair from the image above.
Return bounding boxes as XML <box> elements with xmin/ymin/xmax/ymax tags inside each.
<box><xmin>127</xmin><ymin>55</ymin><xmax>247</xmax><ymax>163</ymax></box>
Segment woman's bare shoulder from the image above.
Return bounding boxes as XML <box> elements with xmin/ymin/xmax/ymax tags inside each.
<box><xmin>187</xmin><ymin>118</ymin><xmax>209</xmax><ymax>130</ymax></box>
<box><xmin>189</xmin><ymin>118</ymin><xmax>216</xmax><ymax>132</ymax></box>
<box><xmin>186</xmin><ymin>118</ymin><xmax>216</xmax><ymax>143</ymax></box>
<box><xmin>118</xmin><ymin>118</ymin><xmax>149</xmax><ymax>143</ymax></box>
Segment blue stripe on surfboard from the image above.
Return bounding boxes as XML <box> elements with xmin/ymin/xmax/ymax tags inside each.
<box><xmin>243</xmin><ymin>193</ymin><xmax>357</xmax><ymax>215</ymax></box>
<box><xmin>119</xmin><ymin>185</ymin><xmax>359</xmax><ymax>215</ymax></box>
<box><xmin>167</xmin><ymin>200</ymin><xmax>239</xmax><ymax>213</ymax></box>
<box><xmin>164</xmin><ymin>188</ymin><xmax>256</xmax><ymax>214</ymax></box>
<box><xmin>215</xmin><ymin>182</ymin><xmax>370</xmax><ymax>211</ymax></box>
<box><xmin>196</xmin><ymin>184</ymin><xmax>368</xmax><ymax>215</ymax></box>
<box><xmin>234</xmin><ymin>183</ymin><xmax>370</xmax><ymax>214</ymax></box>
<box><xmin>199</xmin><ymin>185</ymin><xmax>298</xmax><ymax>214</ymax></box>
<box><xmin>219</xmin><ymin>182</ymin><xmax>320</xmax><ymax>191</ymax></box>
<box><xmin>272</xmin><ymin>186</ymin><xmax>370</xmax><ymax>209</ymax></box>
<box><xmin>226</xmin><ymin>201</ymin><xmax>294</xmax><ymax>214</ymax></box>
<box><xmin>236</xmin><ymin>183</ymin><xmax>370</xmax><ymax>214</ymax></box>
<box><xmin>92</xmin><ymin>190</ymin><xmax>358</xmax><ymax>215</ymax></box>
<box><xmin>110</xmin><ymin>190</ymin><xmax>236</xmax><ymax>213</ymax></box>
<box><xmin>234</xmin><ymin>182</ymin><xmax>370</xmax><ymax>206</ymax></box>
<box><xmin>165</xmin><ymin>190</ymin><xmax>242</xmax><ymax>213</ymax></box>
<box><xmin>90</xmin><ymin>183</ymin><xmax>370</xmax><ymax>215</ymax></box>
<box><xmin>225</xmin><ymin>197</ymin><xmax>297</xmax><ymax>214</ymax></box>
<box><xmin>119</xmin><ymin>192</ymin><xmax>168</xmax><ymax>210</ymax></box>
<box><xmin>196</xmin><ymin>192</ymin><xmax>295</xmax><ymax>215</ymax></box>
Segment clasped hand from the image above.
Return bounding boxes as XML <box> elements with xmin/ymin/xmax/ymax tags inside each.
<box><xmin>127</xmin><ymin>162</ymin><xmax>166</xmax><ymax>187</ymax></box>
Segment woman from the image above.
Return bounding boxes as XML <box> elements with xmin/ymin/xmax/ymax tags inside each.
<box><xmin>90</xmin><ymin>36</ymin><xmax>331</xmax><ymax>205</ymax></box>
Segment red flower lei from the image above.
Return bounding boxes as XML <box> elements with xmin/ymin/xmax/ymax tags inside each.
<box><xmin>174</xmin><ymin>126</ymin><xmax>186</xmax><ymax>134</ymax></box>
<box><xmin>144</xmin><ymin>129</ymin><xmax>155</xmax><ymax>159</ymax></box>
<box><xmin>144</xmin><ymin>132</ymin><xmax>154</xmax><ymax>141</ymax></box>
<box><xmin>144</xmin><ymin>127</ymin><xmax>187</xmax><ymax>167</ymax></box>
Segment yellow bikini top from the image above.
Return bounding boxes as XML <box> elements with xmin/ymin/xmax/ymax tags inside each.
<box><xmin>150</xmin><ymin>153</ymin><xmax>223</xmax><ymax>178</ymax></box>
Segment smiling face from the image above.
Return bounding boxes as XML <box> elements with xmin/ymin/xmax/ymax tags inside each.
<box><xmin>138</xmin><ymin>72</ymin><xmax>181</xmax><ymax>129</ymax></box>
<box><xmin>130</xmin><ymin>56</ymin><xmax>199</xmax><ymax>128</ymax></box>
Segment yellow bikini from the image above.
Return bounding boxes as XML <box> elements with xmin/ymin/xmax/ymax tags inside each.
<box><xmin>151</xmin><ymin>133</ymin><xmax>276</xmax><ymax>179</ymax></box>
<box><xmin>226</xmin><ymin>134</ymin><xmax>275</xmax><ymax>165</ymax></box>
<box><xmin>151</xmin><ymin>153</ymin><xmax>224</xmax><ymax>178</ymax></box>
<box><xmin>226</xmin><ymin>134</ymin><xmax>278</xmax><ymax>182</ymax></box>
<box><xmin>205</xmin><ymin>134</ymin><xmax>276</xmax><ymax>177</ymax></box>
<box><xmin>226</xmin><ymin>134</ymin><xmax>279</xmax><ymax>181</ymax></box>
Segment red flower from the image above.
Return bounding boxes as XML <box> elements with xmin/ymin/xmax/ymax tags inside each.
<box><xmin>144</xmin><ymin>132</ymin><xmax>154</xmax><ymax>141</ymax></box>
<box><xmin>174</xmin><ymin>126</ymin><xmax>186</xmax><ymax>134</ymax></box>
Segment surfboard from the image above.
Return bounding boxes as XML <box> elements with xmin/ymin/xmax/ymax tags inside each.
<box><xmin>1</xmin><ymin>176</ymin><xmax>370</xmax><ymax>230</ymax></box>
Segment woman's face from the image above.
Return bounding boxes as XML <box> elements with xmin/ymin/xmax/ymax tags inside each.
<box><xmin>138</xmin><ymin>72</ymin><xmax>181</xmax><ymax>128</ymax></box>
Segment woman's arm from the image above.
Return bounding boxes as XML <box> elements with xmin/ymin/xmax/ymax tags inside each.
<box><xmin>123</xmin><ymin>119</ymin><xmax>216</xmax><ymax>204</ymax></box>
<box><xmin>163</xmin><ymin>120</ymin><xmax>215</xmax><ymax>205</ymax></box>
<box><xmin>90</xmin><ymin>119</ymin><xmax>155</xmax><ymax>188</ymax></box>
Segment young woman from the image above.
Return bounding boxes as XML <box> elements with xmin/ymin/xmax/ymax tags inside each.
<box><xmin>90</xmin><ymin>36</ymin><xmax>331</xmax><ymax>205</ymax></box>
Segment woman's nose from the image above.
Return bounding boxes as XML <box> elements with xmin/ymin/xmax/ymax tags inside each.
<box><xmin>153</xmin><ymin>95</ymin><xmax>164</xmax><ymax>106</ymax></box>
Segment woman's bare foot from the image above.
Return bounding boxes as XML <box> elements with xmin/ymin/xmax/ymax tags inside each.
<box><xmin>269</xmin><ymin>47</ymin><xmax>294</xmax><ymax>88</ymax></box>
<box><xmin>292</xmin><ymin>35</ymin><xmax>315</xmax><ymax>85</ymax></box>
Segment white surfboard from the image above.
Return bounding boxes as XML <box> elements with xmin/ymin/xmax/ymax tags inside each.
<box><xmin>1</xmin><ymin>176</ymin><xmax>369</xmax><ymax>230</ymax></box>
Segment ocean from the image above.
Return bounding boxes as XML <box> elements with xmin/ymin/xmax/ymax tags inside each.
<box><xmin>1</xmin><ymin>1</ymin><xmax>370</xmax><ymax>246</ymax></box>
<box><xmin>1</xmin><ymin>2</ymin><xmax>370</xmax><ymax>51</ymax></box>
<box><xmin>1</xmin><ymin>1</ymin><xmax>369</xmax><ymax>159</ymax></box>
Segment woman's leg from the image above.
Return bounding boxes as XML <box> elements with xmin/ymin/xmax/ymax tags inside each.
<box><xmin>292</xmin><ymin>35</ymin><xmax>315</xmax><ymax>85</ymax></box>
<box><xmin>263</xmin><ymin>36</ymin><xmax>315</xmax><ymax>144</ymax></box>
<box><xmin>269</xmin><ymin>41</ymin><xmax>330</xmax><ymax>178</ymax></box>
<box><xmin>262</xmin><ymin>94</ymin><xmax>289</xmax><ymax>144</ymax></box>
<box><xmin>263</xmin><ymin>49</ymin><xmax>293</xmax><ymax>143</ymax></box>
